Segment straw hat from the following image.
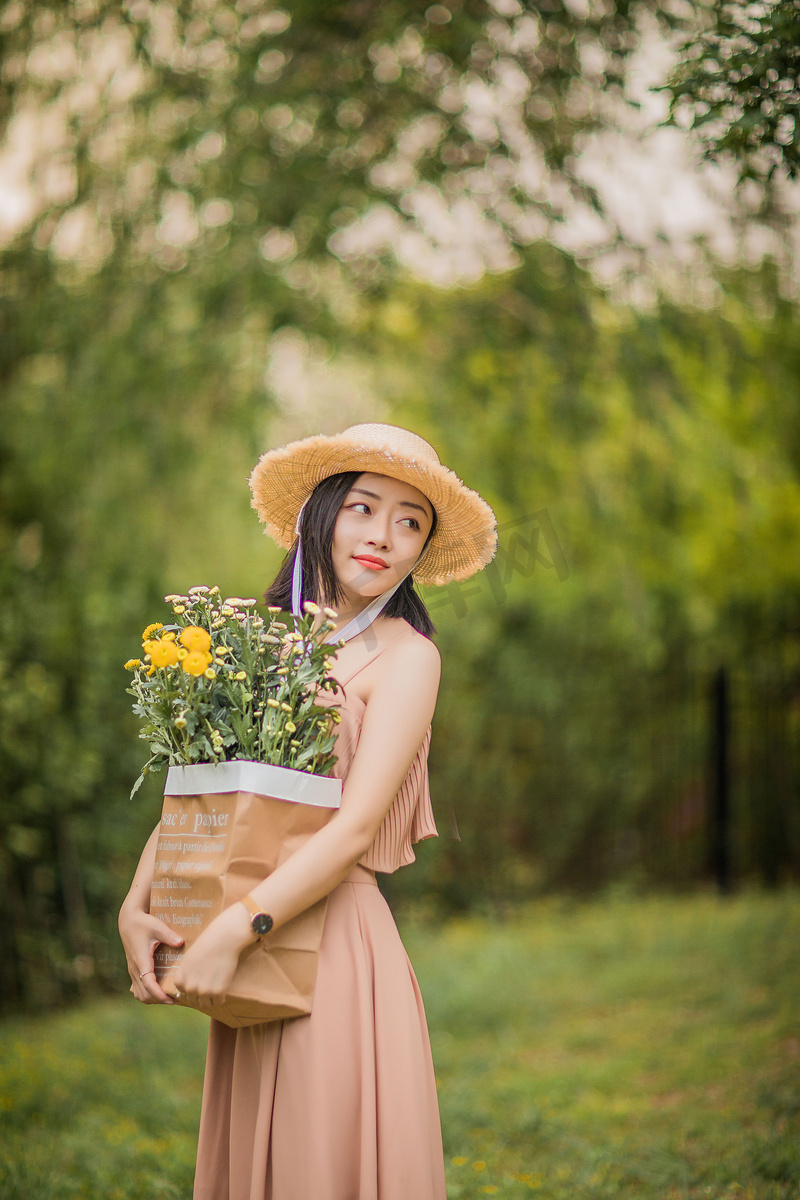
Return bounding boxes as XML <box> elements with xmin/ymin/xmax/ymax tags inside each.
<box><xmin>248</xmin><ymin>422</ymin><xmax>497</xmax><ymax>586</ymax></box>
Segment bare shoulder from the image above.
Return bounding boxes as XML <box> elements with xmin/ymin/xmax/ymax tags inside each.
<box><xmin>375</xmin><ymin>620</ymin><xmax>441</xmax><ymax>689</ymax></box>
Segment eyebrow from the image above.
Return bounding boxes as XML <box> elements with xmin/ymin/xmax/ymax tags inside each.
<box><xmin>348</xmin><ymin>486</ymin><xmax>432</xmax><ymax>521</ymax></box>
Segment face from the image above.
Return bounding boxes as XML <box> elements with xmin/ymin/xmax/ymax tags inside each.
<box><xmin>330</xmin><ymin>472</ymin><xmax>434</xmax><ymax>609</ymax></box>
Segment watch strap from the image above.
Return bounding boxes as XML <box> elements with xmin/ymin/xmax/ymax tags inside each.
<box><xmin>240</xmin><ymin>893</ymin><xmax>274</xmax><ymax>936</ymax></box>
<box><xmin>240</xmin><ymin>893</ymin><xmax>263</xmax><ymax>920</ymax></box>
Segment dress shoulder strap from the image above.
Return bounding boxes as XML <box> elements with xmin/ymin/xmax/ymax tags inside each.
<box><xmin>336</xmin><ymin>627</ymin><xmax>414</xmax><ymax>687</ymax></box>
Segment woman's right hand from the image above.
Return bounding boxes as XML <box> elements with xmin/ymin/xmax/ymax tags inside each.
<box><xmin>119</xmin><ymin>906</ymin><xmax>184</xmax><ymax>1005</ymax></box>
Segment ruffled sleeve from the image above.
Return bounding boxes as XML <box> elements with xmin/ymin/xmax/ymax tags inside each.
<box><xmin>313</xmin><ymin>675</ymin><xmax>440</xmax><ymax>875</ymax></box>
<box><xmin>358</xmin><ymin>724</ymin><xmax>438</xmax><ymax>874</ymax></box>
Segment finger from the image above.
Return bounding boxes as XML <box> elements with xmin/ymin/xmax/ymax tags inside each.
<box><xmin>140</xmin><ymin>968</ymin><xmax>175</xmax><ymax>1005</ymax></box>
<box><xmin>130</xmin><ymin>981</ymin><xmax>159</xmax><ymax>1005</ymax></box>
<box><xmin>147</xmin><ymin>919</ymin><xmax>185</xmax><ymax>948</ymax></box>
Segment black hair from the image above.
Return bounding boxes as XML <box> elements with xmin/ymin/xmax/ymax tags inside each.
<box><xmin>262</xmin><ymin>471</ymin><xmax>438</xmax><ymax>637</ymax></box>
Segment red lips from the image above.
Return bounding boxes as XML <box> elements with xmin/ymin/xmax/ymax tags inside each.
<box><xmin>353</xmin><ymin>555</ymin><xmax>388</xmax><ymax>569</ymax></box>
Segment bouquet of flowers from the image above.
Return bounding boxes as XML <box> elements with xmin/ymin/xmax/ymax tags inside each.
<box><xmin>125</xmin><ymin>586</ymin><xmax>345</xmax><ymax>798</ymax></box>
<box><xmin>123</xmin><ymin>585</ymin><xmax>348</xmax><ymax>1028</ymax></box>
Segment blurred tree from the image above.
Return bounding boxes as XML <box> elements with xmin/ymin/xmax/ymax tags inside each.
<box><xmin>2</xmin><ymin>0</ymin><xmax>800</xmax><ymax>1013</ymax></box>
<box><xmin>660</xmin><ymin>0</ymin><xmax>800</xmax><ymax>183</ymax></box>
<box><xmin>372</xmin><ymin>260</ymin><xmax>800</xmax><ymax>906</ymax></box>
<box><xmin>0</xmin><ymin>0</ymin><xmax>682</xmax><ymax>290</ymax></box>
<box><xmin>0</xmin><ymin>0</ymin><xmax>679</xmax><ymax>1011</ymax></box>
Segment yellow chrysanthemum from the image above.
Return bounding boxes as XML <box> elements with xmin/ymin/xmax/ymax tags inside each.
<box><xmin>180</xmin><ymin>626</ymin><xmax>212</xmax><ymax>654</ymax></box>
<box><xmin>182</xmin><ymin>651</ymin><xmax>209</xmax><ymax>676</ymax></box>
<box><xmin>173</xmin><ymin>605</ymin><xmax>186</xmax><ymax>614</ymax></box>
<box><xmin>284</xmin><ymin>721</ymin><xmax>297</xmax><ymax>733</ymax></box>
<box><xmin>142</xmin><ymin>623</ymin><xmax>163</xmax><ymax>640</ymax></box>
<box><xmin>280</xmin><ymin>702</ymin><xmax>292</xmax><ymax>713</ymax></box>
<box><xmin>149</xmin><ymin>640</ymin><xmax>179</xmax><ymax>668</ymax></box>
<box><xmin>174</xmin><ymin>716</ymin><xmax>187</xmax><ymax>729</ymax></box>
<box><xmin>123</xmin><ymin>659</ymin><xmax>142</xmax><ymax>670</ymax></box>
<box><xmin>234</xmin><ymin>671</ymin><xmax>247</xmax><ymax>681</ymax></box>
<box><xmin>162</xmin><ymin>631</ymin><xmax>177</xmax><ymax>642</ymax></box>
<box><xmin>204</xmin><ymin>667</ymin><xmax>217</xmax><ymax>680</ymax></box>
<box><xmin>266</xmin><ymin>698</ymin><xmax>280</xmax><ymax>709</ymax></box>
<box><xmin>177</xmin><ymin>647</ymin><xmax>187</xmax><ymax>660</ymax></box>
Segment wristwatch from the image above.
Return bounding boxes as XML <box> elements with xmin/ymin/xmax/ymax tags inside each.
<box><xmin>240</xmin><ymin>893</ymin><xmax>274</xmax><ymax>937</ymax></box>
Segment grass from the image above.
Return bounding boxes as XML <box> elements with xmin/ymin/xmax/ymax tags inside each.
<box><xmin>1</xmin><ymin>889</ymin><xmax>798</xmax><ymax>1199</ymax></box>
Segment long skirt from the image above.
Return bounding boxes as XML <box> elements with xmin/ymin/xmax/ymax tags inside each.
<box><xmin>192</xmin><ymin>864</ymin><xmax>447</xmax><ymax>1200</ymax></box>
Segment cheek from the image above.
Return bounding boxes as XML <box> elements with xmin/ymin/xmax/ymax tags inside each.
<box><xmin>331</xmin><ymin>513</ymin><xmax>354</xmax><ymax>556</ymax></box>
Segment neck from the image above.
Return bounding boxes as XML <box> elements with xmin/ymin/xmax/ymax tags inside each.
<box><xmin>324</xmin><ymin>594</ymin><xmax>380</xmax><ymax>636</ymax></box>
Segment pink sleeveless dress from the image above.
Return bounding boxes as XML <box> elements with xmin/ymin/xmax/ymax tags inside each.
<box><xmin>192</xmin><ymin>623</ymin><xmax>447</xmax><ymax>1200</ymax></box>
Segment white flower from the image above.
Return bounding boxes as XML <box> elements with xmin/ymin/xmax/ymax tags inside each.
<box><xmin>303</xmin><ymin>601</ymin><xmax>321</xmax><ymax>614</ymax></box>
<box><xmin>188</xmin><ymin>585</ymin><xmax>210</xmax><ymax>595</ymax></box>
<box><xmin>323</xmin><ymin>607</ymin><xmax>338</xmax><ymax>619</ymax></box>
<box><xmin>220</xmin><ymin>605</ymin><xmax>235</xmax><ymax>616</ymax></box>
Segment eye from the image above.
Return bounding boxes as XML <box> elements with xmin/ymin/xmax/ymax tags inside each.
<box><xmin>349</xmin><ymin>502</ymin><xmax>370</xmax><ymax>514</ymax></box>
<box><xmin>401</xmin><ymin>516</ymin><xmax>421</xmax><ymax>530</ymax></box>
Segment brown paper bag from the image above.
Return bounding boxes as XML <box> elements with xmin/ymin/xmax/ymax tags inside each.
<box><xmin>150</xmin><ymin>760</ymin><xmax>342</xmax><ymax>1028</ymax></box>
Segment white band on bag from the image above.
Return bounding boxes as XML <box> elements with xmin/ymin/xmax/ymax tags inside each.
<box><xmin>164</xmin><ymin>761</ymin><xmax>342</xmax><ymax>806</ymax></box>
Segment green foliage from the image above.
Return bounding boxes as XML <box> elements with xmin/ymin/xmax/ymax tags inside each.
<box><xmin>2</xmin><ymin>1</ymin><xmax>800</xmax><ymax>1015</ymax></box>
<box><xmin>126</xmin><ymin>593</ymin><xmax>342</xmax><ymax>793</ymax></box>
<box><xmin>1</xmin><ymin>892</ymin><xmax>798</xmax><ymax>1198</ymax></box>
<box><xmin>373</xmin><ymin>261</ymin><xmax>800</xmax><ymax>908</ymax></box>
<box><xmin>0</xmin><ymin>0</ymin><xmax>674</xmax><ymax>280</ymax></box>
<box><xmin>661</xmin><ymin>0</ymin><xmax>800</xmax><ymax>182</ymax></box>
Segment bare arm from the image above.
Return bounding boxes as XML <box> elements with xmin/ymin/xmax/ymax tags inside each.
<box><xmin>168</xmin><ymin>632</ymin><xmax>441</xmax><ymax>1004</ymax></box>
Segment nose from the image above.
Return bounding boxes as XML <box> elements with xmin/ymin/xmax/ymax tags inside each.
<box><xmin>364</xmin><ymin>511</ymin><xmax>391</xmax><ymax>550</ymax></box>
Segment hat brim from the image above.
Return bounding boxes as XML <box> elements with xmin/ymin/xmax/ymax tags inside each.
<box><xmin>248</xmin><ymin>432</ymin><xmax>497</xmax><ymax>586</ymax></box>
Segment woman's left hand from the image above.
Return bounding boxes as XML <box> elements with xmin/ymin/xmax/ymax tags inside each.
<box><xmin>165</xmin><ymin>902</ymin><xmax>254</xmax><ymax>1006</ymax></box>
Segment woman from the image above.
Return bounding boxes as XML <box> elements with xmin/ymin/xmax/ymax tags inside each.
<box><xmin>118</xmin><ymin>423</ymin><xmax>497</xmax><ymax>1200</ymax></box>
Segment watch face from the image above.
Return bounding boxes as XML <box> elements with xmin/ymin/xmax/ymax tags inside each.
<box><xmin>252</xmin><ymin>911</ymin><xmax>273</xmax><ymax>936</ymax></box>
